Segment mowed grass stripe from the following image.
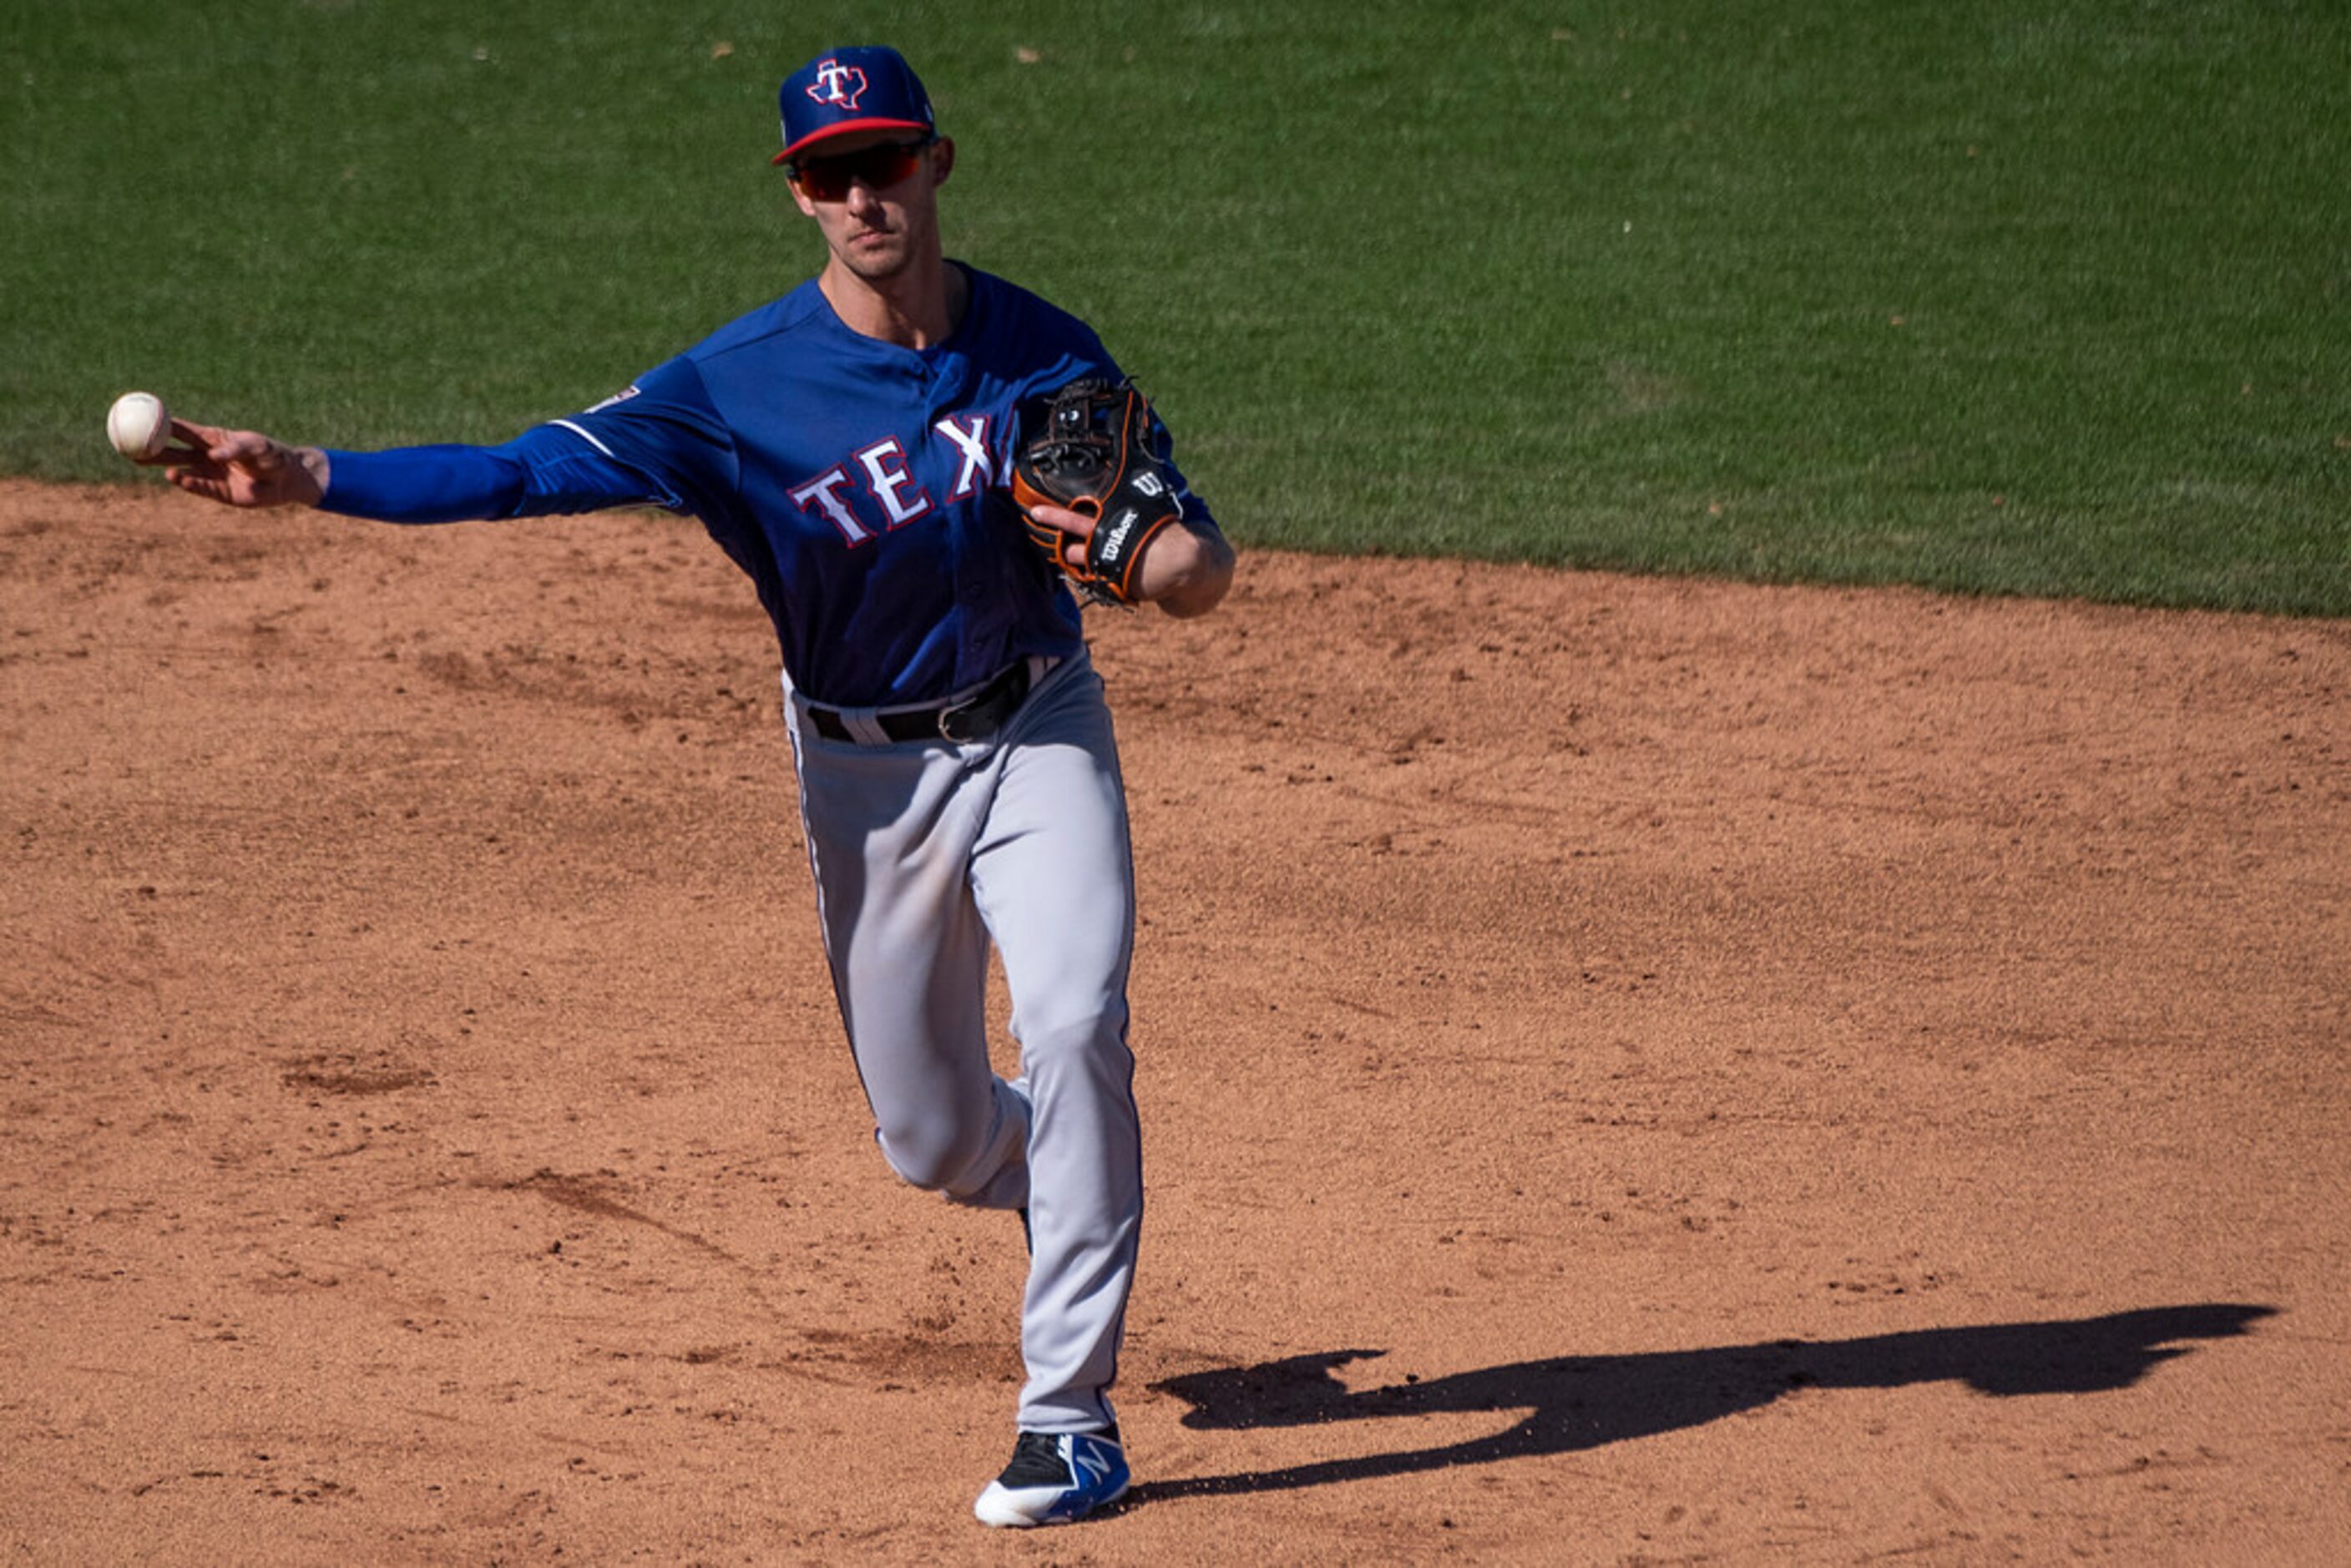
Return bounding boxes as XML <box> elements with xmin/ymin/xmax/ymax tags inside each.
<box><xmin>4</xmin><ymin>2</ymin><xmax>2344</xmax><ymax>612</ymax></box>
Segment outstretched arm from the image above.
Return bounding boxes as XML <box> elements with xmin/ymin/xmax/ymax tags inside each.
<box><xmin>149</xmin><ymin>415</ymin><xmax>692</xmax><ymax>526</ymax></box>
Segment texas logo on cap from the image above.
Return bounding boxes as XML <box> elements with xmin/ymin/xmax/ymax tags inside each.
<box><xmin>776</xmin><ymin>45</ymin><xmax>935</xmax><ymax>164</ymax></box>
<box><xmin>806</xmin><ymin>59</ymin><xmax>868</xmax><ymax>110</ymax></box>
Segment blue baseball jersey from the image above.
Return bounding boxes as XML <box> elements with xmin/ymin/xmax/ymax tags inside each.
<box><xmin>321</xmin><ymin>265</ymin><xmax>1217</xmax><ymax>707</ymax></box>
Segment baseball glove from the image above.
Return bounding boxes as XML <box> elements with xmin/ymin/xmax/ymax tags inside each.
<box><xmin>1009</xmin><ymin>377</ymin><xmax>1184</xmax><ymax>607</ymax></box>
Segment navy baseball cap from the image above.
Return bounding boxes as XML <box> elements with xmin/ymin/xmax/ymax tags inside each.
<box><xmin>774</xmin><ymin>46</ymin><xmax>935</xmax><ymax>165</ymax></box>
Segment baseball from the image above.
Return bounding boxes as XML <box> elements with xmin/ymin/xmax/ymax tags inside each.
<box><xmin>106</xmin><ymin>391</ymin><xmax>170</xmax><ymax>462</ymax></box>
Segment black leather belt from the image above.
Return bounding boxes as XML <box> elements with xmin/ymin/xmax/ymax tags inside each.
<box><xmin>806</xmin><ymin>658</ymin><xmax>1038</xmax><ymax>745</ymax></box>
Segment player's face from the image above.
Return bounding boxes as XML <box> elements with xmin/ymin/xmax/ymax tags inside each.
<box><xmin>788</xmin><ymin>129</ymin><xmax>954</xmax><ymax>284</ymax></box>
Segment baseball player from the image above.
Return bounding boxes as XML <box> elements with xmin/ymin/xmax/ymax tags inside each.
<box><xmin>157</xmin><ymin>43</ymin><xmax>1235</xmax><ymax>1528</ymax></box>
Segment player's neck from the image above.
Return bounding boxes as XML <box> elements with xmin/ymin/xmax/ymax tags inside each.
<box><xmin>821</xmin><ymin>255</ymin><xmax>968</xmax><ymax>350</ymax></box>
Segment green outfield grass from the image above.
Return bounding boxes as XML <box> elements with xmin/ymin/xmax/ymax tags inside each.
<box><xmin>4</xmin><ymin>2</ymin><xmax>2345</xmax><ymax>613</ymax></box>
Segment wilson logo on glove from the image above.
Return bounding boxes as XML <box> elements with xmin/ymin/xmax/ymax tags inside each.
<box><xmin>1010</xmin><ymin>378</ymin><xmax>1184</xmax><ymax>607</ymax></box>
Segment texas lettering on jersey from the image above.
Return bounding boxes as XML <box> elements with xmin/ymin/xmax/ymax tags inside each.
<box><xmin>788</xmin><ymin>414</ymin><xmax>993</xmax><ymax>545</ymax></box>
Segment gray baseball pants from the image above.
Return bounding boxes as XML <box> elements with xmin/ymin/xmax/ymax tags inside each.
<box><xmin>782</xmin><ymin>651</ymin><xmax>1140</xmax><ymax>1434</ymax></box>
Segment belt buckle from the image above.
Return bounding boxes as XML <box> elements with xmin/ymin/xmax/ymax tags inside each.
<box><xmin>934</xmin><ymin>660</ymin><xmax>1030</xmax><ymax>744</ymax></box>
<box><xmin>938</xmin><ymin>691</ymin><xmax>988</xmax><ymax>743</ymax></box>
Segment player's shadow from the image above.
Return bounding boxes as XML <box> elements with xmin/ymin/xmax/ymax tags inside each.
<box><xmin>1130</xmin><ymin>1302</ymin><xmax>2273</xmax><ymax>1502</ymax></box>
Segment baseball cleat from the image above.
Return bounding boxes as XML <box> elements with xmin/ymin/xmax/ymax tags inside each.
<box><xmin>972</xmin><ymin>1428</ymin><xmax>1130</xmax><ymax>1526</ymax></box>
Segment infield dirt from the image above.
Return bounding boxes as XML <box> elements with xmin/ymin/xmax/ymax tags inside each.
<box><xmin>3</xmin><ymin>479</ymin><xmax>2346</xmax><ymax>1563</ymax></box>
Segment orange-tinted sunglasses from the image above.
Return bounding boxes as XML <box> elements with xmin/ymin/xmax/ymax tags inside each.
<box><xmin>788</xmin><ymin>136</ymin><xmax>937</xmax><ymax>201</ymax></box>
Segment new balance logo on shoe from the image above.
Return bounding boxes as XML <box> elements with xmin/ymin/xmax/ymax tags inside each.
<box><xmin>973</xmin><ymin>1429</ymin><xmax>1130</xmax><ymax>1527</ymax></box>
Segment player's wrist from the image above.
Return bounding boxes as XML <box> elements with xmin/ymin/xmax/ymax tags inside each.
<box><xmin>295</xmin><ymin>446</ymin><xmax>331</xmax><ymax>503</ymax></box>
<box><xmin>1137</xmin><ymin>524</ymin><xmax>1235</xmax><ymax>618</ymax></box>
